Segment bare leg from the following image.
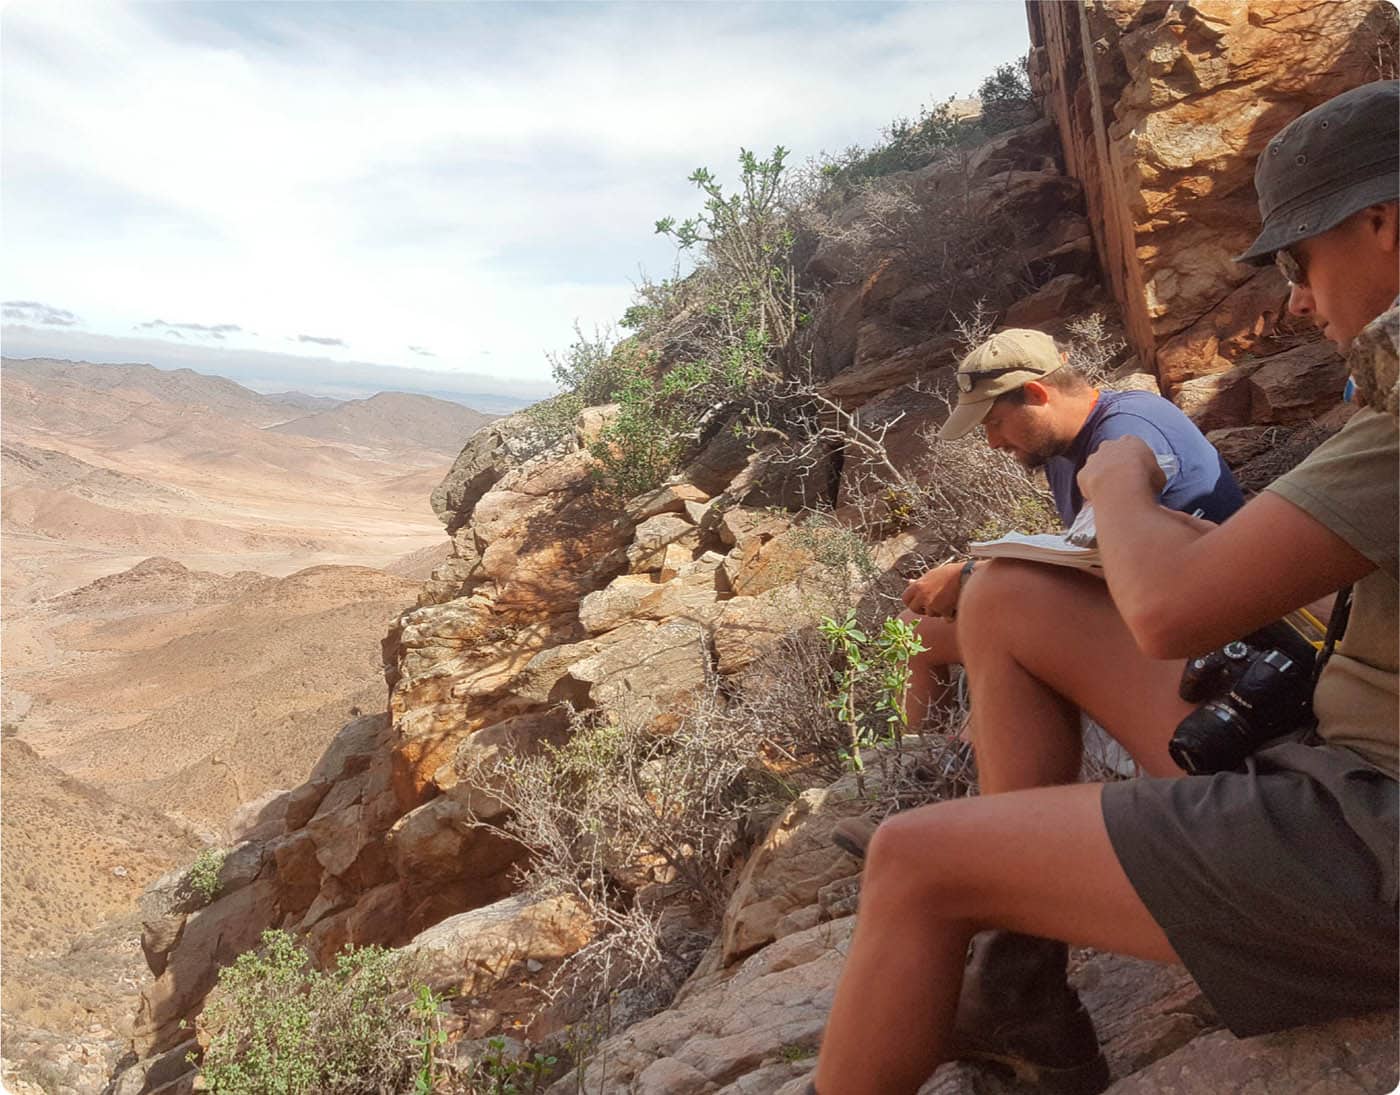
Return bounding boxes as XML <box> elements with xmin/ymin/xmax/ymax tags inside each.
<box><xmin>900</xmin><ymin>610</ymin><xmax>962</xmax><ymax>728</ymax></box>
<box><xmin>813</xmin><ymin>784</ymin><xmax>1177</xmax><ymax>1095</ymax></box>
<box><xmin>957</xmin><ymin>560</ymin><xmax>1196</xmax><ymax>790</ymax></box>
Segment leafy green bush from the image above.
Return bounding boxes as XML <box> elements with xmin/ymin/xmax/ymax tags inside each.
<box><xmin>197</xmin><ymin>930</ymin><xmax>431</xmax><ymax>1094</ymax></box>
<box><xmin>818</xmin><ymin>610</ymin><xmax>926</xmax><ymax>783</ymax></box>
<box><xmin>188</xmin><ymin>848</ymin><xmax>226</xmax><ymax>904</ymax></box>
<box><xmin>977</xmin><ymin>55</ymin><xmax>1034</xmax><ymax>136</ymax></box>
<box><xmin>818</xmin><ymin>98</ymin><xmax>974</xmax><ymax>191</ymax></box>
<box><xmin>548</xmin><ymin>323</ymin><xmax>627</xmax><ymax>407</ymax></box>
<box><xmin>464</xmin><ymin>1037</ymin><xmax>557</xmax><ymax>1094</ymax></box>
<box><xmin>585</xmin><ymin>350</ymin><xmax>686</xmax><ymax>500</ymax></box>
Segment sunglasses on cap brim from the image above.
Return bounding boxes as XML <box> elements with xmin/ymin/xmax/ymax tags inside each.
<box><xmin>955</xmin><ymin>365</ymin><xmax>1030</xmax><ymax>393</ymax></box>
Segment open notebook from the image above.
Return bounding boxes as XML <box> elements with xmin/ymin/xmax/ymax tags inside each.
<box><xmin>968</xmin><ymin>454</ymin><xmax>1183</xmax><ymax>579</ymax></box>
<box><xmin>968</xmin><ymin>531</ymin><xmax>1103</xmax><ymax>575</ymax></box>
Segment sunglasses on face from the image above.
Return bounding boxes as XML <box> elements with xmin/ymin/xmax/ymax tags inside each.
<box><xmin>955</xmin><ymin>365</ymin><xmax>1027</xmax><ymax>393</ymax></box>
<box><xmin>1275</xmin><ymin>246</ymin><xmax>1308</xmax><ymax>288</ymax></box>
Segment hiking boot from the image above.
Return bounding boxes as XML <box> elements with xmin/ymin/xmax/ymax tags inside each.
<box><xmin>950</xmin><ymin>931</ymin><xmax>1110</xmax><ymax>1095</ymax></box>
<box><xmin>831</xmin><ymin>816</ymin><xmax>878</xmax><ymax>860</ymax></box>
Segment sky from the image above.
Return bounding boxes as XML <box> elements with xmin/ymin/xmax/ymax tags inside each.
<box><xmin>2</xmin><ymin>1</ymin><xmax>1030</xmax><ymax>406</ymax></box>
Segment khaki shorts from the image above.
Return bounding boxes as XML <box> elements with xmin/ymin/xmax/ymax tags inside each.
<box><xmin>1102</xmin><ymin>737</ymin><xmax>1398</xmax><ymax>1037</ymax></box>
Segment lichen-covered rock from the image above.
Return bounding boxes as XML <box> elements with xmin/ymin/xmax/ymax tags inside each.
<box><xmin>718</xmin><ymin>787</ymin><xmax>864</xmax><ymax>966</ymax></box>
<box><xmin>566</xmin><ymin>618</ymin><xmax>714</xmax><ymax>730</ymax></box>
<box><xmin>580</xmin><ymin>566</ymin><xmax>725</xmax><ymax>635</ymax></box>
<box><xmin>431</xmin><ymin>411</ymin><xmax>575</xmax><ymax>533</ymax></box>
<box><xmin>406</xmin><ymin>894</ymin><xmax>594</xmax><ymax>997</ymax></box>
<box><xmin>627</xmin><ymin>482</ymin><xmax>712</xmax><ymax>523</ymax></box>
<box><xmin>133</xmin><ymin>879</ymin><xmax>281</xmax><ymax>1053</ymax></box>
<box><xmin>1104</xmin><ymin>1010</ymin><xmax>1397</xmax><ymax>1094</ymax></box>
<box><xmin>627</xmin><ymin>514</ymin><xmax>700</xmax><ymax>574</ymax></box>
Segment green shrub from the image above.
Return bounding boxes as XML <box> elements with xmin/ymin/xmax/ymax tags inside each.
<box><xmin>548</xmin><ymin>323</ymin><xmax>627</xmax><ymax>407</ymax></box>
<box><xmin>977</xmin><ymin>56</ymin><xmax>1034</xmax><ymax>135</ymax></box>
<box><xmin>585</xmin><ymin>351</ymin><xmax>686</xmax><ymax>499</ymax></box>
<box><xmin>819</xmin><ymin>98</ymin><xmax>973</xmax><ymax>191</ymax></box>
<box><xmin>188</xmin><ymin>848</ymin><xmax>226</xmax><ymax>904</ymax></box>
<box><xmin>818</xmin><ymin>610</ymin><xmax>926</xmax><ymax>783</ymax></box>
<box><xmin>197</xmin><ymin>930</ymin><xmax>431</xmax><ymax>1094</ymax></box>
<box><xmin>464</xmin><ymin>1037</ymin><xmax>558</xmax><ymax>1094</ymax></box>
<box><xmin>814</xmin><ymin>53</ymin><xmax>1033</xmax><ymax>193</ymax></box>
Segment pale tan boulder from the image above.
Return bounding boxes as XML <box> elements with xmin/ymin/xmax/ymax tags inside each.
<box><xmin>627</xmin><ymin>514</ymin><xmax>700</xmax><ymax>573</ymax></box>
<box><xmin>718</xmin><ymin>506</ymin><xmax>792</xmax><ymax>549</ymax></box>
<box><xmin>718</xmin><ymin>787</ymin><xmax>864</xmax><ymax>966</ymax></box>
<box><xmin>712</xmin><ymin>580</ymin><xmax>843</xmax><ymax>675</ymax></box>
<box><xmin>431</xmin><ymin>410</ymin><xmax>569</xmax><ymax>532</ymax></box>
<box><xmin>566</xmin><ymin>618</ymin><xmax>714</xmax><ymax>729</ymax></box>
<box><xmin>407</xmin><ymin>893</ymin><xmax>594</xmax><ymax>997</ymax></box>
<box><xmin>511</xmin><ymin>619</ymin><xmax>656</xmax><ymax>706</ymax></box>
<box><xmin>579</xmin><ymin>574</ymin><xmax>663</xmax><ymax>633</ymax></box>
<box><xmin>580</xmin><ymin>568</ymin><xmax>725</xmax><ymax>635</ymax></box>
<box><xmin>657</xmin><ymin>540</ymin><xmax>690</xmax><ymax>582</ymax></box>
<box><xmin>626</xmin><ymin>482</ymin><xmax>711</xmax><ymax>522</ymax></box>
<box><xmin>724</xmin><ymin>532</ymin><xmax>818</xmax><ymax>599</ymax></box>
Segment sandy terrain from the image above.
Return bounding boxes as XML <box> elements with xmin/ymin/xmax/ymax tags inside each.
<box><xmin>0</xmin><ymin>358</ymin><xmax>482</xmax><ymax>1086</ymax></box>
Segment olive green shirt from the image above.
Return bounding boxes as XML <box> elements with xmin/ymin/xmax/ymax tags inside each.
<box><xmin>1267</xmin><ymin>407</ymin><xmax>1399</xmax><ymax>777</ymax></box>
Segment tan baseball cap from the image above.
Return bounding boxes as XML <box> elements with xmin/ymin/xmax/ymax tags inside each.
<box><xmin>939</xmin><ymin>328</ymin><xmax>1064</xmax><ymax>440</ymax></box>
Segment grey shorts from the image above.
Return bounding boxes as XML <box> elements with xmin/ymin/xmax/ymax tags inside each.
<box><xmin>1102</xmin><ymin>738</ymin><xmax>1398</xmax><ymax>1037</ymax></box>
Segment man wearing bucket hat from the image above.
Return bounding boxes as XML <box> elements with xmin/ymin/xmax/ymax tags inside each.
<box><xmin>811</xmin><ymin>79</ymin><xmax>1399</xmax><ymax>1095</ymax></box>
<box><xmin>1235</xmin><ymin>78</ymin><xmax>1400</xmax><ymax>411</ymax></box>
<box><xmin>874</xmin><ymin>326</ymin><xmax>1243</xmax><ymax>735</ymax></box>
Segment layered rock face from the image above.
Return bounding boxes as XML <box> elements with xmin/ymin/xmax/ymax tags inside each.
<box><xmin>1029</xmin><ymin>0</ymin><xmax>1397</xmax><ymax>425</ymax></box>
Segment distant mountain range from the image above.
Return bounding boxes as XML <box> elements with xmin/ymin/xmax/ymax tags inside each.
<box><xmin>1</xmin><ymin>357</ymin><xmax>496</xmax><ymax>454</ymax></box>
<box><xmin>270</xmin><ymin>391</ymin><xmax>494</xmax><ymax>454</ymax></box>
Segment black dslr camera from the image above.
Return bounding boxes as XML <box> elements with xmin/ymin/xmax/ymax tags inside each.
<box><xmin>1168</xmin><ymin>627</ymin><xmax>1316</xmax><ymax>775</ymax></box>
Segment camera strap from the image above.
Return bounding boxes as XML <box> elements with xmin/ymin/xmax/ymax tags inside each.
<box><xmin>1311</xmin><ymin>585</ymin><xmax>1354</xmax><ymax>689</ymax></box>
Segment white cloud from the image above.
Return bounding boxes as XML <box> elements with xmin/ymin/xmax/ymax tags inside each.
<box><xmin>1</xmin><ymin>1</ymin><xmax>1030</xmax><ymax>385</ymax></box>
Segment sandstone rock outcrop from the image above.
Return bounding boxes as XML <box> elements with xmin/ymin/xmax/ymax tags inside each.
<box><xmin>1029</xmin><ymin>0</ymin><xmax>1397</xmax><ymax>426</ymax></box>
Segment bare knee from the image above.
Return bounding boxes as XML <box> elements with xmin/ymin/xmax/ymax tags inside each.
<box><xmin>959</xmin><ymin>560</ymin><xmax>1083</xmax><ymax>646</ymax></box>
<box><xmin>861</xmin><ymin>805</ymin><xmax>969</xmax><ymax>911</ymax></box>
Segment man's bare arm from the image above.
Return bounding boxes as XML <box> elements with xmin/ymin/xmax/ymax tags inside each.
<box><xmin>1080</xmin><ymin>437</ymin><xmax>1375</xmax><ymax>659</ymax></box>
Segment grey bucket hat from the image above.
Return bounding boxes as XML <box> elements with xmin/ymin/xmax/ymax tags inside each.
<box><xmin>1236</xmin><ymin>79</ymin><xmax>1400</xmax><ymax>266</ymax></box>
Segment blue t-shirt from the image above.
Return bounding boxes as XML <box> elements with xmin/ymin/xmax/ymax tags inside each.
<box><xmin>1044</xmin><ymin>390</ymin><xmax>1245</xmax><ymax>526</ymax></box>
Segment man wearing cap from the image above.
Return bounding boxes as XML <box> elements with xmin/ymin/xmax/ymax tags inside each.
<box><xmin>887</xmin><ymin>326</ymin><xmax>1243</xmax><ymax>730</ymax></box>
<box><xmin>811</xmin><ymin>79</ymin><xmax>1398</xmax><ymax>1095</ymax></box>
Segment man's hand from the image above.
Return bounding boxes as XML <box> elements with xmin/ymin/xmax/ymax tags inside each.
<box><xmin>902</xmin><ymin>561</ymin><xmax>965</xmax><ymax>618</ymax></box>
<box><xmin>1077</xmin><ymin>435</ymin><xmax>1166</xmax><ymax>504</ymax></box>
